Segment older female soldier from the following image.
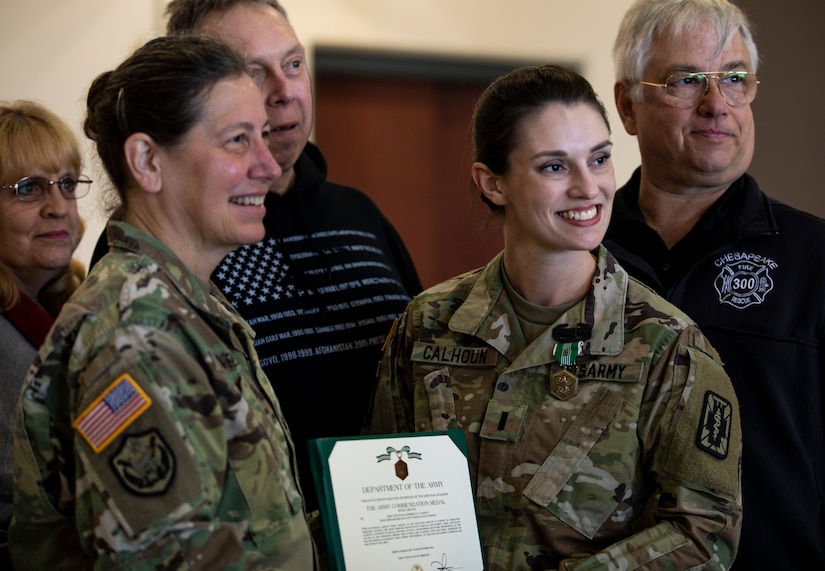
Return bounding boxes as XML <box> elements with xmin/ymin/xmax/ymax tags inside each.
<box><xmin>10</xmin><ymin>36</ymin><xmax>314</xmax><ymax>570</ymax></box>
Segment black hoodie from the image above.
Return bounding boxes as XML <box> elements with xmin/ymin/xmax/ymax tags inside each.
<box><xmin>604</xmin><ymin>168</ymin><xmax>825</xmax><ymax>570</ymax></box>
<box><xmin>211</xmin><ymin>142</ymin><xmax>422</xmax><ymax>512</ymax></box>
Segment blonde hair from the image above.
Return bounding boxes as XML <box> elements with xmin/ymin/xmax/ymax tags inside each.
<box><xmin>0</xmin><ymin>100</ymin><xmax>86</xmax><ymax>314</ymax></box>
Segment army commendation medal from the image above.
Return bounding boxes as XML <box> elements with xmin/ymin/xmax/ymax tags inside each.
<box><xmin>551</xmin><ymin>341</ymin><xmax>582</xmax><ymax>400</ymax></box>
<box><xmin>395</xmin><ymin>454</ymin><xmax>408</xmax><ymax>480</ymax></box>
<box><xmin>376</xmin><ymin>445</ymin><xmax>422</xmax><ymax>481</ymax></box>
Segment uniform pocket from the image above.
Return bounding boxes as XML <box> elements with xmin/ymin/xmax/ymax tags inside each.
<box><xmin>224</xmin><ymin>454</ymin><xmax>299</xmax><ymax>547</ymax></box>
<box><xmin>221</xmin><ymin>369</ymin><xmax>303</xmax><ymax>548</ymax></box>
<box><xmin>420</xmin><ymin>366</ymin><xmax>459</xmax><ymax>431</ymax></box>
<box><xmin>523</xmin><ymin>386</ymin><xmax>638</xmax><ymax>539</ymax></box>
<box><xmin>411</xmin><ymin>341</ymin><xmax>499</xmax><ymax>432</ymax></box>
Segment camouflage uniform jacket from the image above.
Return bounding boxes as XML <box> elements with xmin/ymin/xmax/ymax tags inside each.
<box><xmin>366</xmin><ymin>246</ymin><xmax>743</xmax><ymax>570</ymax></box>
<box><xmin>10</xmin><ymin>222</ymin><xmax>314</xmax><ymax>570</ymax></box>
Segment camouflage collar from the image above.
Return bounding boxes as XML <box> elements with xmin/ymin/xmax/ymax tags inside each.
<box><xmin>105</xmin><ymin>221</ymin><xmax>253</xmax><ymax>340</ymax></box>
<box><xmin>449</xmin><ymin>246</ymin><xmax>627</xmax><ymax>359</ymax></box>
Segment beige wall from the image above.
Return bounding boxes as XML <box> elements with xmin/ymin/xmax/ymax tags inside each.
<box><xmin>2</xmin><ymin>0</ymin><xmax>821</xmax><ymax>269</ymax></box>
<box><xmin>743</xmin><ymin>1</ymin><xmax>825</xmax><ymax>219</ymax></box>
<box><xmin>1</xmin><ymin>0</ymin><xmax>163</xmax><ymax>266</ymax></box>
<box><xmin>1</xmin><ymin>0</ymin><xmax>638</xmax><ymax>268</ymax></box>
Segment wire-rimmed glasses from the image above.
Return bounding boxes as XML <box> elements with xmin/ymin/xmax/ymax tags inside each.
<box><xmin>0</xmin><ymin>175</ymin><xmax>93</xmax><ymax>202</ymax></box>
<box><xmin>638</xmin><ymin>71</ymin><xmax>759</xmax><ymax>108</ymax></box>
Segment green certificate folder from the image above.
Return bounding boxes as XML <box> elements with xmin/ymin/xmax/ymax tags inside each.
<box><xmin>308</xmin><ymin>430</ymin><xmax>485</xmax><ymax>571</ymax></box>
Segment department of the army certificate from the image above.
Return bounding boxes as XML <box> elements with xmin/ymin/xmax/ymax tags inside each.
<box><xmin>309</xmin><ymin>430</ymin><xmax>484</xmax><ymax>571</ymax></box>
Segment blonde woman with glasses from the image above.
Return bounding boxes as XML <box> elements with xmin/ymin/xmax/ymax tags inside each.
<box><xmin>0</xmin><ymin>100</ymin><xmax>88</xmax><ymax>568</ymax></box>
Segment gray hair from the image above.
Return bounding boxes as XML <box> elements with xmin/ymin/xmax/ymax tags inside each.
<box><xmin>165</xmin><ymin>0</ymin><xmax>288</xmax><ymax>35</ymax></box>
<box><xmin>614</xmin><ymin>0</ymin><xmax>758</xmax><ymax>100</ymax></box>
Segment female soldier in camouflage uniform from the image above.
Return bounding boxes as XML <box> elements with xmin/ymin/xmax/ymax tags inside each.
<box><xmin>10</xmin><ymin>36</ymin><xmax>314</xmax><ymax>570</ymax></box>
<box><xmin>365</xmin><ymin>65</ymin><xmax>742</xmax><ymax>570</ymax></box>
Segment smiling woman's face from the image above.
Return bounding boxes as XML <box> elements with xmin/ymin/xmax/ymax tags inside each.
<box><xmin>490</xmin><ymin>102</ymin><xmax>615</xmax><ymax>256</ymax></box>
<box><xmin>0</xmin><ymin>165</ymin><xmax>81</xmax><ymax>297</ymax></box>
<box><xmin>153</xmin><ymin>74</ymin><xmax>280</xmax><ymax>263</ymax></box>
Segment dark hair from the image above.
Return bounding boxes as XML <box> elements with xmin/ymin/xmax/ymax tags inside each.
<box><xmin>471</xmin><ymin>64</ymin><xmax>610</xmax><ymax>213</ymax></box>
<box><xmin>166</xmin><ymin>0</ymin><xmax>288</xmax><ymax>35</ymax></box>
<box><xmin>84</xmin><ymin>34</ymin><xmax>247</xmax><ymax>201</ymax></box>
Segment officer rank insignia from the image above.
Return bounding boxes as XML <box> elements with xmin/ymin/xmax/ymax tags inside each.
<box><xmin>696</xmin><ymin>390</ymin><xmax>733</xmax><ymax>459</ymax></box>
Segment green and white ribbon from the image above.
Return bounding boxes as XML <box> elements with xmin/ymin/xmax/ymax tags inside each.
<box><xmin>553</xmin><ymin>341</ymin><xmax>583</xmax><ymax>367</ymax></box>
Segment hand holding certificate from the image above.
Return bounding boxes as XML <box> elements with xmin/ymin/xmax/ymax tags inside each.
<box><xmin>308</xmin><ymin>430</ymin><xmax>484</xmax><ymax>571</ymax></box>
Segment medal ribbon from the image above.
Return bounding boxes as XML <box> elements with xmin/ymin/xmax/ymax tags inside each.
<box><xmin>553</xmin><ymin>341</ymin><xmax>583</xmax><ymax>367</ymax></box>
<box><xmin>376</xmin><ymin>446</ymin><xmax>422</xmax><ymax>462</ymax></box>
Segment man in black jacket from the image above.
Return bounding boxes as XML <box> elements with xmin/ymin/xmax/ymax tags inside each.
<box><xmin>605</xmin><ymin>1</ymin><xmax>825</xmax><ymax>568</ymax></box>
<box><xmin>164</xmin><ymin>0</ymin><xmax>423</xmax><ymax>513</ymax></box>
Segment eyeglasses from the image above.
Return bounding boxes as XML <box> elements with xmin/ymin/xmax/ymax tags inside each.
<box><xmin>0</xmin><ymin>175</ymin><xmax>92</xmax><ymax>202</ymax></box>
<box><xmin>638</xmin><ymin>71</ymin><xmax>759</xmax><ymax>108</ymax></box>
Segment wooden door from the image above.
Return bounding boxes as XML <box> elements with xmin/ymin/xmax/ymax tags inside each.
<box><xmin>313</xmin><ymin>50</ymin><xmax>522</xmax><ymax>288</ymax></box>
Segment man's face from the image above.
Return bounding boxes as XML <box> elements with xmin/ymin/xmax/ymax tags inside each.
<box><xmin>618</xmin><ymin>22</ymin><xmax>756</xmax><ymax>192</ymax></box>
<box><xmin>200</xmin><ymin>3</ymin><xmax>313</xmax><ymax>190</ymax></box>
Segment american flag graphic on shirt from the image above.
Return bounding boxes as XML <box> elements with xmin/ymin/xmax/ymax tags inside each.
<box><xmin>75</xmin><ymin>374</ymin><xmax>151</xmax><ymax>453</ymax></box>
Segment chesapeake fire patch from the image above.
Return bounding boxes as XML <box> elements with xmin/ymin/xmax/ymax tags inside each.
<box><xmin>411</xmin><ymin>341</ymin><xmax>497</xmax><ymax>368</ymax></box>
<box><xmin>696</xmin><ymin>390</ymin><xmax>733</xmax><ymax>459</ymax></box>
<box><xmin>110</xmin><ymin>428</ymin><xmax>175</xmax><ymax>496</ymax></box>
<box><xmin>75</xmin><ymin>373</ymin><xmax>152</xmax><ymax>453</ymax></box>
<box><xmin>713</xmin><ymin>251</ymin><xmax>776</xmax><ymax>309</ymax></box>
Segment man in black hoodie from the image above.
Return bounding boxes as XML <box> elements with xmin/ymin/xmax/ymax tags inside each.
<box><xmin>164</xmin><ymin>0</ymin><xmax>423</xmax><ymax>513</ymax></box>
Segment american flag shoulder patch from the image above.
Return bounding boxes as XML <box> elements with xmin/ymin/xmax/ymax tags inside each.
<box><xmin>75</xmin><ymin>373</ymin><xmax>152</xmax><ymax>454</ymax></box>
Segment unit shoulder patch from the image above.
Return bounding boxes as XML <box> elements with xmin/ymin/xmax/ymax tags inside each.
<box><xmin>110</xmin><ymin>428</ymin><xmax>176</xmax><ymax>496</ymax></box>
<box><xmin>696</xmin><ymin>390</ymin><xmax>733</xmax><ymax>459</ymax></box>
